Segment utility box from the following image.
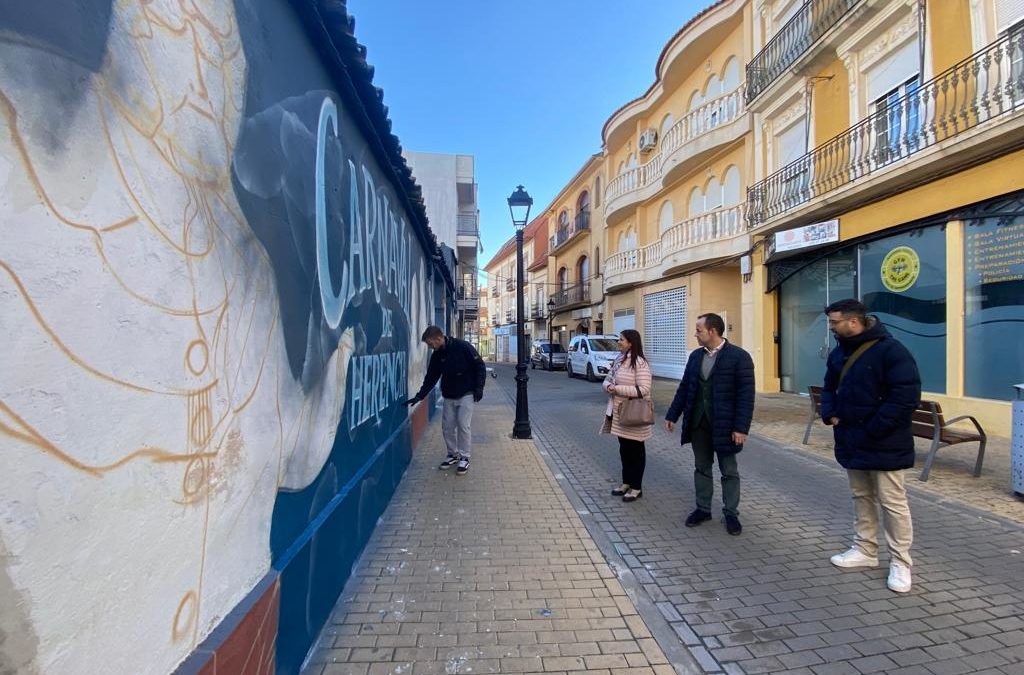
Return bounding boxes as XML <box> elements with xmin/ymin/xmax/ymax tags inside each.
<box><xmin>1013</xmin><ymin>384</ymin><xmax>1024</xmax><ymax>497</ymax></box>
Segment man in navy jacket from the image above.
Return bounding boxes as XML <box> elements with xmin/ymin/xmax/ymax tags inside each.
<box><xmin>821</xmin><ymin>299</ymin><xmax>921</xmax><ymax>594</ymax></box>
<box><xmin>406</xmin><ymin>326</ymin><xmax>487</xmax><ymax>475</ymax></box>
<box><xmin>665</xmin><ymin>313</ymin><xmax>755</xmax><ymax>535</ymax></box>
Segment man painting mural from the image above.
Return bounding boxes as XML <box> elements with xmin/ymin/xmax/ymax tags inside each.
<box><xmin>406</xmin><ymin>326</ymin><xmax>487</xmax><ymax>475</ymax></box>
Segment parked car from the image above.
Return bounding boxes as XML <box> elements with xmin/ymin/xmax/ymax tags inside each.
<box><xmin>566</xmin><ymin>334</ymin><xmax>620</xmax><ymax>382</ymax></box>
<box><xmin>531</xmin><ymin>342</ymin><xmax>567</xmax><ymax>370</ymax></box>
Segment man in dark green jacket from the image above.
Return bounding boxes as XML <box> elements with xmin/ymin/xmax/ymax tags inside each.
<box><xmin>405</xmin><ymin>326</ymin><xmax>487</xmax><ymax>475</ymax></box>
<box><xmin>665</xmin><ymin>313</ymin><xmax>755</xmax><ymax>536</ymax></box>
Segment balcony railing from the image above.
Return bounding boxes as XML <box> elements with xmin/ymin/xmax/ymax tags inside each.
<box><xmin>457</xmin><ymin>214</ymin><xmax>479</xmax><ymax>235</ymax></box>
<box><xmin>605</xmin><ymin>152</ymin><xmax>662</xmax><ymax>204</ymax></box>
<box><xmin>662</xmin><ymin>86</ymin><xmax>747</xmax><ymax>156</ymax></box>
<box><xmin>606</xmin><ymin>85</ymin><xmax>746</xmax><ymax>209</ymax></box>
<box><xmin>505</xmin><ymin>310</ymin><xmax>513</xmax><ymax>323</ymax></box>
<box><xmin>505</xmin><ymin>277</ymin><xmax>514</xmax><ymax>291</ymax></box>
<box><xmin>605</xmin><ymin>241</ymin><xmax>663</xmax><ymax>278</ymax></box>
<box><xmin>548</xmin><ymin>211</ymin><xmax>591</xmax><ymax>251</ymax></box>
<box><xmin>531</xmin><ymin>305</ymin><xmax>545</xmax><ymax>320</ymax></box>
<box><xmin>490</xmin><ymin>286</ymin><xmax>499</xmax><ymax>298</ymax></box>
<box><xmin>747</xmin><ymin>31</ymin><xmax>1024</xmax><ymax>226</ymax></box>
<box><xmin>664</xmin><ymin>204</ymin><xmax>747</xmax><ymax>254</ymax></box>
<box><xmin>746</xmin><ymin>0</ymin><xmax>862</xmax><ymax>103</ymax></box>
<box><xmin>603</xmin><ymin>204</ymin><xmax>747</xmax><ymax>285</ymax></box>
<box><xmin>549</xmin><ymin>283</ymin><xmax>591</xmax><ymax>309</ymax></box>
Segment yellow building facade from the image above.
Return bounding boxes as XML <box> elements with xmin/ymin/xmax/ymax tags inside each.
<box><xmin>538</xmin><ymin>0</ymin><xmax>1024</xmax><ymax>434</ymax></box>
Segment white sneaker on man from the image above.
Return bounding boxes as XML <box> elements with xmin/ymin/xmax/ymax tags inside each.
<box><xmin>887</xmin><ymin>562</ymin><xmax>912</xmax><ymax>593</ymax></box>
<box><xmin>830</xmin><ymin>547</ymin><xmax>879</xmax><ymax>568</ymax></box>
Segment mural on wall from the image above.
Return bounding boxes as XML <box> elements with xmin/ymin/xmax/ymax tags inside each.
<box><xmin>0</xmin><ymin>1</ymin><xmax>437</xmax><ymax>673</ymax></box>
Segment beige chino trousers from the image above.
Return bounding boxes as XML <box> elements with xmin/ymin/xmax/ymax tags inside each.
<box><xmin>846</xmin><ymin>469</ymin><xmax>914</xmax><ymax>567</ymax></box>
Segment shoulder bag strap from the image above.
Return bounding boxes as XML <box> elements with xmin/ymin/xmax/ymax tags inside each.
<box><xmin>838</xmin><ymin>339</ymin><xmax>879</xmax><ymax>387</ymax></box>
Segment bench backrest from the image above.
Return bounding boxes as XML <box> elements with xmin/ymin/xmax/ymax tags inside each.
<box><xmin>911</xmin><ymin>400</ymin><xmax>943</xmax><ymax>437</ymax></box>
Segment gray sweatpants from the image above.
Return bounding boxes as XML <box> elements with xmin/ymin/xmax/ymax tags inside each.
<box><xmin>442</xmin><ymin>394</ymin><xmax>475</xmax><ymax>459</ymax></box>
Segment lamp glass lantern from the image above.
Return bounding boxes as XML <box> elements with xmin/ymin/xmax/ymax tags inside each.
<box><xmin>507</xmin><ymin>185</ymin><xmax>533</xmax><ymax>230</ymax></box>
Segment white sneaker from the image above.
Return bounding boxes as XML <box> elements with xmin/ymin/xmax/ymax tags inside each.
<box><xmin>887</xmin><ymin>562</ymin><xmax>912</xmax><ymax>593</ymax></box>
<box><xmin>830</xmin><ymin>547</ymin><xmax>879</xmax><ymax>568</ymax></box>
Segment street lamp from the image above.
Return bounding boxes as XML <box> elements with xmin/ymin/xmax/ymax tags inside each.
<box><xmin>546</xmin><ymin>298</ymin><xmax>556</xmax><ymax>370</ymax></box>
<box><xmin>508</xmin><ymin>185</ymin><xmax>533</xmax><ymax>439</ymax></box>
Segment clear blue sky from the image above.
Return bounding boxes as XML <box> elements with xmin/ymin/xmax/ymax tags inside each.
<box><xmin>347</xmin><ymin>0</ymin><xmax>710</xmax><ymax>274</ymax></box>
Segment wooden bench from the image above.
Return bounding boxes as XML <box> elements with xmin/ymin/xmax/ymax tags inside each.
<box><xmin>801</xmin><ymin>386</ymin><xmax>987</xmax><ymax>482</ymax></box>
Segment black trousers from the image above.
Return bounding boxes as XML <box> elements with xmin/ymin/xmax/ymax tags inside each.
<box><xmin>618</xmin><ymin>437</ymin><xmax>647</xmax><ymax>490</ymax></box>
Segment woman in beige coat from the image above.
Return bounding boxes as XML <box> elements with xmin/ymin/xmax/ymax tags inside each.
<box><xmin>600</xmin><ymin>329</ymin><xmax>653</xmax><ymax>502</ymax></box>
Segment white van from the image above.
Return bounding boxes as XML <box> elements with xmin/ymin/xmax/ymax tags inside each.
<box><xmin>566</xmin><ymin>334</ymin><xmax>621</xmax><ymax>382</ymax></box>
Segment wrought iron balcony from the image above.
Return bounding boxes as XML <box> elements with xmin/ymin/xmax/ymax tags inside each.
<box><xmin>505</xmin><ymin>309</ymin><xmax>514</xmax><ymax>324</ymax></box>
<box><xmin>746</xmin><ymin>0</ymin><xmax>863</xmax><ymax>104</ymax></box>
<box><xmin>531</xmin><ymin>304</ymin><xmax>545</xmax><ymax>320</ymax></box>
<box><xmin>490</xmin><ymin>286</ymin><xmax>499</xmax><ymax>297</ymax></box>
<box><xmin>505</xmin><ymin>277</ymin><xmax>514</xmax><ymax>291</ymax></box>
<box><xmin>549</xmin><ymin>282</ymin><xmax>591</xmax><ymax>310</ymax></box>
<box><xmin>747</xmin><ymin>31</ymin><xmax>1024</xmax><ymax>226</ymax></box>
<box><xmin>548</xmin><ymin>211</ymin><xmax>591</xmax><ymax>252</ymax></box>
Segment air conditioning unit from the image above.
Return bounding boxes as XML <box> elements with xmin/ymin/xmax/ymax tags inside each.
<box><xmin>638</xmin><ymin>128</ymin><xmax>658</xmax><ymax>153</ymax></box>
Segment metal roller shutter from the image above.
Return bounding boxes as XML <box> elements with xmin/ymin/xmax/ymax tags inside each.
<box><xmin>643</xmin><ymin>287</ymin><xmax>688</xmax><ymax>380</ymax></box>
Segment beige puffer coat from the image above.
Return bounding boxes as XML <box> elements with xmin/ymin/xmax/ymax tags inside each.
<box><xmin>599</xmin><ymin>355</ymin><xmax>654</xmax><ymax>441</ymax></box>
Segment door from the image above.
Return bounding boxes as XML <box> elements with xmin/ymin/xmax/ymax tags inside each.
<box><xmin>778</xmin><ymin>250</ymin><xmax>856</xmax><ymax>394</ymax></box>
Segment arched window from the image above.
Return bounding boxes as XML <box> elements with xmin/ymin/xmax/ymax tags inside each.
<box><xmin>625</xmin><ymin>227</ymin><xmax>637</xmax><ymax>249</ymax></box>
<box><xmin>558</xmin><ymin>210</ymin><xmax>569</xmax><ymax>229</ymax></box>
<box><xmin>577</xmin><ymin>255</ymin><xmax>589</xmax><ymax>283</ymax></box>
<box><xmin>688</xmin><ymin>187</ymin><xmax>704</xmax><ymax>217</ymax></box>
<box><xmin>627</xmin><ymin>154</ymin><xmax>637</xmax><ymax>168</ymax></box>
<box><xmin>658</xmin><ymin>200</ymin><xmax>674</xmax><ymax>234</ymax></box>
<box><xmin>660</xmin><ymin>113</ymin><xmax>674</xmax><ymax>142</ymax></box>
<box><xmin>617</xmin><ymin>231</ymin><xmax>627</xmax><ymax>251</ymax></box>
<box><xmin>577</xmin><ymin>190</ymin><xmax>590</xmax><ymax>213</ymax></box>
<box><xmin>721</xmin><ymin>57</ymin><xmax>741</xmax><ymax>91</ymax></box>
<box><xmin>617</xmin><ymin>161</ymin><xmax>625</xmax><ymax>176</ymax></box>
<box><xmin>688</xmin><ymin>89</ymin><xmax>704</xmax><ymax>111</ymax></box>
<box><xmin>704</xmin><ymin>74</ymin><xmax>722</xmax><ymax>99</ymax></box>
<box><xmin>705</xmin><ymin>176</ymin><xmax>723</xmax><ymax>211</ymax></box>
<box><xmin>722</xmin><ymin>166</ymin><xmax>741</xmax><ymax>206</ymax></box>
<box><xmin>594</xmin><ymin>175</ymin><xmax>602</xmax><ymax>207</ymax></box>
<box><xmin>558</xmin><ymin>267</ymin><xmax>568</xmax><ymax>290</ymax></box>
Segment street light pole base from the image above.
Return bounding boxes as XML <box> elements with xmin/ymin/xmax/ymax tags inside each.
<box><xmin>512</xmin><ymin>363</ymin><xmax>532</xmax><ymax>439</ymax></box>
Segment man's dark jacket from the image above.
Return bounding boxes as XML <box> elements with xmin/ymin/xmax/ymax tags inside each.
<box><xmin>665</xmin><ymin>341</ymin><xmax>755</xmax><ymax>455</ymax></box>
<box><xmin>414</xmin><ymin>336</ymin><xmax>487</xmax><ymax>401</ymax></box>
<box><xmin>820</xmin><ymin>319</ymin><xmax>921</xmax><ymax>471</ymax></box>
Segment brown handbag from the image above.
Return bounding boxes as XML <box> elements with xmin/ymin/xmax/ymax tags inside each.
<box><xmin>618</xmin><ymin>386</ymin><xmax>654</xmax><ymax>427</ymax></box>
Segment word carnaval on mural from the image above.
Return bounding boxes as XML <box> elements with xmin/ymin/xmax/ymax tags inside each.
<box><xmin>316</xmin><ymin>95</ymin><xmax>413</xmax><ymax>327</ymax></box>
<box><xmin>315</xmin><ymin>95</ymin><xmax>424</xmax><ymax>430</ymax></box>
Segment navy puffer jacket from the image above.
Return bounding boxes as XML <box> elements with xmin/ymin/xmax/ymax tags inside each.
<box><xmin>820</xmin><ymin>319</ymin><xmax>922</xmax><ymax>471</ymax></box>
<box><xmin>665</xmin><ymin>341</ymin><xmax>755</xmax><ymax>455</ymax></box>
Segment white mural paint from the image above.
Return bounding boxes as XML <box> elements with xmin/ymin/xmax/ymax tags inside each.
<box><xmin>0</xmin><ymin>1</ymin><xmax>437</xmax><ymax>673</ymax></box>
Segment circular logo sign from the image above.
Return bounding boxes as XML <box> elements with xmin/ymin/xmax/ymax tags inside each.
<box><xmin>880</xmin><ymin>246</ymin><xmax>920</xmax><ymax>292</ymax></box>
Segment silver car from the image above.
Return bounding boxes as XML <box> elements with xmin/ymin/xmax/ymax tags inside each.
<box><xmin>531</xmin><ymin>342</ymin><xmax>567</xmax><ymax>370</ymax></box>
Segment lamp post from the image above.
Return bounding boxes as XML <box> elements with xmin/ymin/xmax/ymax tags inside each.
<box><xmin>546</xmin><ymin>298</ymin><xmax>556</xmax><ymax>370</ymax></box>
<box><xmin>508</xmin><ymin>185</ymin><xmax>533</xmax><ymax>439</ymax></box>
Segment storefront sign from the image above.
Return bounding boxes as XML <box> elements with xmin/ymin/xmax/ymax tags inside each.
<box><xmin>770</xmin><ymin>219</ymin><xmax>839</xmax><ymax>259</ymax></box>
<box><xmin>966</xmin><ymin>221</ymin><xmax>1024</xmax><ymax>285</ymax></box>
<box><xmin>881</xmin><ymin>246</ymin><xmax>921</xmax><ymax>292</ymax></box>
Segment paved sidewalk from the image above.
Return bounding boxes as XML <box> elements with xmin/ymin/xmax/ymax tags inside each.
<box><xmin>303</xmin><ymin>394</ymin><xmax>685</xmax><ymax>675</ymax></box>
<box><xmin>498</xmin><ymin>363</ymin><xmax>1024</xmax><ymax>675</ymax></box>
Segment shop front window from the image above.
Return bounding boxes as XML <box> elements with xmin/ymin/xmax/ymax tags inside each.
<box><xmin>964</xmin><ymin>211</ymin><xmax>1024</xmax><ymax>400</ymax></box>
<box><xmin>858</xmin><ymin>226</ymin><xmax>947</xmax><ymax>393</ymax></box>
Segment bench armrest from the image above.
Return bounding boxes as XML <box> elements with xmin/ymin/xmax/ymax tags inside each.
<box><xmin>941</xmin><ymin>414</ymin><xmax>986</xmax><ymax>438</ymax></box>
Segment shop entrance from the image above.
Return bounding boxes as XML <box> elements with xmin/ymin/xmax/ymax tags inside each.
<box><xmin>778</xmin><ymin>251</ymin><xmax>856</xmax><ymax>394</ymax></box>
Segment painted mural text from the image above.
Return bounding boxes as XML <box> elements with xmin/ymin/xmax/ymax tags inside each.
<box><xmin>349</xmin><ymin>351</ymin><xmax>408</xmax><ymax>431</ymax></box>
<box><xmin>316</xmin><ymin>97</ymin><xmax>413</xmax><ymax>330</ymax></box>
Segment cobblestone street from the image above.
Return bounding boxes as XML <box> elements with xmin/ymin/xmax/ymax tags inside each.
<box><xmin>493</xmin><ymin>363</ymin><xmax>1024</xmax><ymax>674</ymax></box>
